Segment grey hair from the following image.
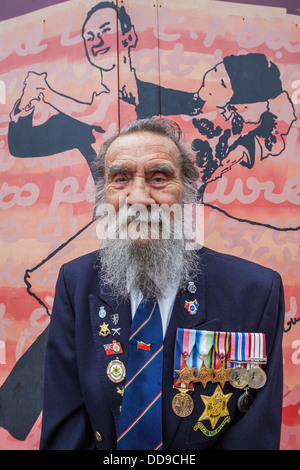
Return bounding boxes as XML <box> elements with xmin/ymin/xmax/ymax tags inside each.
<box><xmin>93</xmin><ymin>118</ymin><xmax>199</xmax><ymax>211</ymax></box>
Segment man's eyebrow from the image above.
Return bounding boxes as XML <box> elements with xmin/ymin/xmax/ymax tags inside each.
<box><xmin>146</xmin><ymin>163</ymin><xmax>177</xmax><ymax>177</ymax></box>
<box><xmin>107</xmin><ymin>164</ymin><xmax>132</xmax><ymax>176</ymax></box>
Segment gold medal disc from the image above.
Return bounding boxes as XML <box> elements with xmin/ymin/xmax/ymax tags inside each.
<box><xmin>172</xmin><ymin>391</ymin><xmax>194</xmax><ymax>417</ymax></box>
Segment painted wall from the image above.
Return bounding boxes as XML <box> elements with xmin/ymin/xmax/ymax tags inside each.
<box><xmin>0</xmin><ymin>0</ymin><xmax>299</xmax><ymax>450</ymax></box>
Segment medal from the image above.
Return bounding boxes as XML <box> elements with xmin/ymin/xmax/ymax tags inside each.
<box><xmin>229</xmin><ymin>366</ymin><xmax>249</xmax><ymax>389</ymax></box>
<box><xmin>172</xmin><ymin>388</ymin><xmax>194</xmax><ymax>417</ymax></box>
<box><xmin>194</xmin><ymin>362</ymin><xmax>214</xmax><ymax>388</ymax></box>
<box><xmin>248</xmin><ymin>333</ymin><xmax>267</xmax><ymax>389</ymax></box>
<box><xmin>196</xmin><ymin>384</ymin><xmax>232</xmax><ymax>430</ymax></box>
<box><xmin>247</xmin><ymin>366</ymin><xmax>267</xmax><ymax>389</ymax></box>
<box><xmin>212</xmin><ymin>362</ymin><xmax>232</xmax><ymax>389</ymax></box>
<box><xmin>193</xmin><ymin>330</ymin><xmax>214</xmax><ymax>388</ymax></box>
<box><xmin>174</xmin><ymin>354</ymin><xmax>196</xmax><ymax>389</ymax></box>
<box><xmin>229</xmin><ymin>332</ymin><xmax>250</xmax><ymax>388</ymax></box>
<box><xmin>106</xmin><ymin>358</ymin><xmax>126</xmax><ymax>383</ymax></box>
<box><xmin>211</xmin><ymin>332</ymin><xmax>232</xmax><ymax>388</ymax></box>
<box><xmin>237</xmin><ymin>387</ymin><xmax>254</xmax><ymax>413</ymax></box>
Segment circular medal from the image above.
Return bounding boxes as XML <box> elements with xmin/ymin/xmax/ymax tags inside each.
<box><xmin>106</xmin><ymin>358</ymin><xmax>126</xmax><ymax>383</ymax></box>
<box><xmin>237</xmin><ymin>389</ymin><xmax>254</xmax><ymax>413</ymax></box>
<box><xmin>172</xmin><ymin>391</ymin><xmax>194</xmax><ymax>417</ymax></box>
<box><xmin>229</xmin><ymin>366</ymin><xmax>248</xmax><ymax>389</ymax></box>
<box><xmin>247</xmin><ymin>366</ymin><xmax>267</xmax><ymax>389</ymax></box>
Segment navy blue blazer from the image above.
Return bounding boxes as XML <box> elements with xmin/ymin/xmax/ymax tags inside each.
<box><xmin>40</xmin><ymin>247</ymin><xmax>284</xmax><ymax>450</ymax></box>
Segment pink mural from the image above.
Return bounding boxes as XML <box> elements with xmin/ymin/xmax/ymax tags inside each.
<box><xmin>0</xmin><ymin>0</ymin><xmax>299</xmax><ymax>450</ymax></box>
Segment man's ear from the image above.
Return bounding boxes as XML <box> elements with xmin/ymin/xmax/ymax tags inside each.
<box><xmin>121</xmin><ymin>26</ymin><xmax>138</xmax><ymax>49</ymax></box>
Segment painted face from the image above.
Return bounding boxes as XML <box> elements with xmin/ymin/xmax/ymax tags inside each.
<box><xmin>82</xmin><ymin>8</ymin><xmax>118</xmax><ymax>71</ymax></box>
<box><xmin>198</xmin><ymin>63</ymin><xmax>234</xmax><ymax>112</ymax></box>
<box><xmin>105</xmin><ymin>131</ymin><xmax>184</xmax><ymax>211</ymax></box>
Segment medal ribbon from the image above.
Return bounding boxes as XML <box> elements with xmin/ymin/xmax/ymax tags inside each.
<box><xmin>174</xmin><ymin>328</ymin><xmax>197</xmax><ymax>388</ymax></box>
<box><xmin>193</xmin><ymin>330</ymin><xmax>214</xmax><ymax>369</ymax></box>
<box><xmin>230</xmin><ymin>332</ymin><xmax>250</xmax><ymax>369</ymax></box>
<box><xmin>211</xmin><ymin>331</ymin><xmax>231</xmax><ymax>369</ymax></box>
<box><xmin>250</xmin><ymin>333</ymin><xmax>266</xmax><ymax>367</ymax></box>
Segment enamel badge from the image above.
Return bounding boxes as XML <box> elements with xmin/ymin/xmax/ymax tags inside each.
<box><xmin>184</xmin><ymin>299</ymin><xmax>199</xmax><ymax>315</ymax></box>
<box><xmin>104</xmin><ymin>340</ymin><xmax>123</xmax><ymax>355</ymax></box>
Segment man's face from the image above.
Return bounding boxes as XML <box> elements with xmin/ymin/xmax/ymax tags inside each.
<box><xmin>83</xmin><ymin>8</ymin><xmax>118</xmax><ymax>71</ymax></box>
<box><xmin>104</xmin><ymin>131</ymin><xmax>184</xmax><ymax>241</ymax></box>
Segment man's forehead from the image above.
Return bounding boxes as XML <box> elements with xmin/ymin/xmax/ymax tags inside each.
<box><xmin>105</xmin><ymin>132</ymin><xmax>181</xmax><ymax>165</ymax></box>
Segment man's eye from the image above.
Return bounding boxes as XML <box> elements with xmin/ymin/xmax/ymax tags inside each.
<box><xmin>113</xmin><ymin>175</ymin><xmax>128</xmax><ymax>183</ymax></box>
<box><xmin>151</xmin><ymin>173</ymin><xmax>167</xmax><ymax>184</ymax></box>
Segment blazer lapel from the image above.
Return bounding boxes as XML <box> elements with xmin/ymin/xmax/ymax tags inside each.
<box><xmin>162</xmin><ymin>270</ymin><xmax>220</xmax><ymax>449</ymax></box>
<box><xmin>89</xmin><ymin>286</ymin><xmax>131</xmax><ymax>431</ymax></box>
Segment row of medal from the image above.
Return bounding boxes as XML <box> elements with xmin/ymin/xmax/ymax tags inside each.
<box><xmin>172</xmin><ymin>328</ymin><xmax>267</xmax><ymax>417</ymax></box>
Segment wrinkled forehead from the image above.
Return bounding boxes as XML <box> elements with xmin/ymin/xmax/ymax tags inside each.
<box><xmin>105</xmin><ymin>131</ymin><xmax>181</xmax><ymax>168</ymax></box>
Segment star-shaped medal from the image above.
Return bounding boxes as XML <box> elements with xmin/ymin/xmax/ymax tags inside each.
<box><xmin>198</xmin><ymin>384</ymin><xmax>232</xmax><ymax>429</ymax></box>
<box><xmin>194</xmin><ymin>362</ymin><xmax>214</xmax><ymax>388</ymax></box>
<box><xmin>211</xmin><ymin>363</ymin><xmax>232</xmax><ymax>389</ymax></box>
<box><xmin>174</xmin><ymin>357</ymin><xmax>196</xmax><ymax>389</ymax></box>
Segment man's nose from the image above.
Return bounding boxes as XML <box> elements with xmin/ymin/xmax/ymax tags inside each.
<box><xmin>126</xmin><ymin>178</ymin><xmax>156</xmax><ymax>207</ymax></box>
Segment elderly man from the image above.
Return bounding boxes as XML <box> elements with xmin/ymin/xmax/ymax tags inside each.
<box><xmin>40</xmin><ymin>118</ymin><xmax>284</xmax><ymax>450</ymax></box>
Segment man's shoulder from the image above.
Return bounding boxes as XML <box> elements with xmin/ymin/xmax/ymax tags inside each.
<box><xmin>62</xmin><ymin>250</ymin><xmax>99</xmax><ymax>276</ymax></box>
<box><xmin>199</xmin><ymin>246</ymin><xmax>280</xmax><ymax>285</ymax></box>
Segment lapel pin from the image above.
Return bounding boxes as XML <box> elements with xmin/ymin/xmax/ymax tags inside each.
<box><xmin>137</xmin><ymin>341</ymin><xmax>151</xmax><ymax>351</ymax></box>
<box><xmin>184</xmin><ymin>299</ymin><xmax>199</xmax><ymax>315</ymax></box>
<box><xmin>104</xmin><ymin>340</ymin><xmax>123</xmax><ymax>355</ymax></box>
<box><xmin>112</xmin><ymin>327</ymin><xmax>121</xmax><ymax>336</ymax></box>
<box><xmin>99</xmin><ymin>322</ymin><xmax>111</xmax><ymax>337</ymax></box>
<box><xmin>98</xmin><ymin>306</ymin><xmax>107</xmax><ymax>318</ymax></box>
<box><xmin>187</xmin><ymin>281</ymin><xmax>197</xmax><ymax>294</ymax></box>
<box><xmin>111</xmin><ymin>314</ymin><xmax>119</xmax><ymax>325</ymax></box>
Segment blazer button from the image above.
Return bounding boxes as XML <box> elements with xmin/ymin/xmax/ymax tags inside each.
<box><xmin>95</xmin><ymin>431</ymin><xmax>103</xmax><ymax>442</ymax></box>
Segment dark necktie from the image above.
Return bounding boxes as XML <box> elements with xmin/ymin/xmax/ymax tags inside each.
<box><xmin>117</xmin><ymin>298</ymin><xmax>164</xmax><ymax>450</ymax></box>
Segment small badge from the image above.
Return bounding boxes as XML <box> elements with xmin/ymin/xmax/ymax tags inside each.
<box><xmin>99</xmin><ymin>322</ymin><xmax>111</xmax><ymax>337</ymax></box>
<box><xmin>137</xmin><ymin>341</ymin><xmax>151</xmax><ymax>351</ymax></box>
<box><xmin>111</xmin><ymin>314</ymin><xmax>119</xmax><ymax>325</ymax></box>
<box><xmin>104</xmin><ymin>340</ymin><xmax>123</xmax><ymax>355</ymax></box>
<box><xmin>187</xmin><ymin>281</ymin><xmax>197</xmax><ymax>294</ymax></box>
<box><xmin>98</xmin><ymin>306</ymin><xmax>107</xmax><ymax>318</ymax></box>
<box><xmin>106</xmin><ymin>358</ymin><xmax>126</xmax><ymax>383</ymax></box>
<box><xmin>184</xmin><ymin>299</ymin><xmax>199</xmax><ymax>315</ymax></box>
<box><xmin>112</xmin><ymin>328</ymin><xmax>121</xmax><ymax>336</ymax></box>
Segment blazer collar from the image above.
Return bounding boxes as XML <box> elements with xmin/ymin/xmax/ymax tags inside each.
<box><xmin>89</xmin><ymin>284</ymin><xmax>131</xmax><ymax>432</ymax></box>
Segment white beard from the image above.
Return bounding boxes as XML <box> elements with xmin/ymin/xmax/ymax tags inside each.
<box><xmin>97</xmin><ymin>205</ymin><xmax>200</xmax><ymax>300</ymax></box>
